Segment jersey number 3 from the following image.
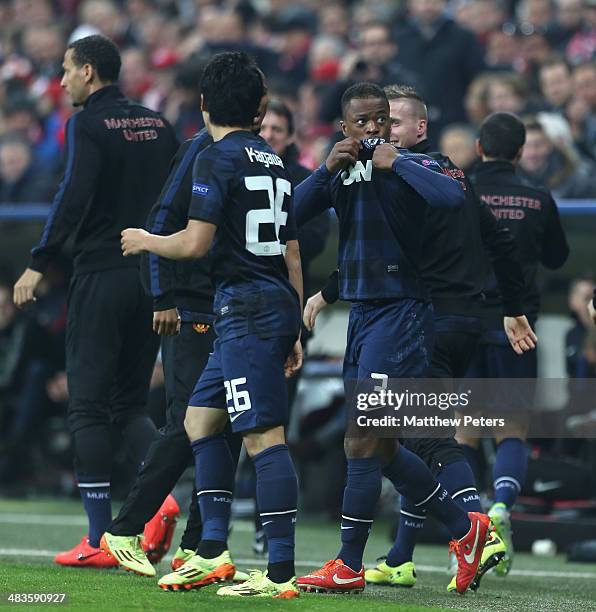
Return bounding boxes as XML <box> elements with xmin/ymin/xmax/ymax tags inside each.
<box><xmin>245</xmin><ymin>176</ymin><xmax>291</xmax><ymax>256</ymax></box>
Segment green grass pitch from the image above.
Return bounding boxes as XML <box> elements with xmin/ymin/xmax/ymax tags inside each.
<box><xmin>1</xmin><ymin>499</ymin><xmax>596</xmax><ymax>611</ymax></box>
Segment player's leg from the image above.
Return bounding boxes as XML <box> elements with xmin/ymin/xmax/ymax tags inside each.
<box><xmin>109</xmin><ymin>271</ymin><xmax>159</xmax><ymax>467</ymax></box>
<box><xmin>215</xmin><ymin>334</ymin><xmax>299</xmax><ymax>598</ymax></box>
<box><xmin>365</xmin><ymin>302</ymin><xmax>489</xmax><ymax>594</ymax></box>
<box><xmin>486</xmin><ymin>341</ymin><xmax>535</xmax><ymax>576</ymax></box>
<box><xmin>57</xmin><ymin>271</ymin><xmax>125</xmax><ymax>567</ymax></box>
<box><xmin>157</xmin><ymin>343</ymin><xmax>238</xmax><ymax>591</ymax></box>
<box><xmin>102</xmin><ymin>321</ymin><xmax>209</xmax><ymax>573</ymax></box>
<box><xmin>374</xmin><ymin>329</ymin><xmax>484</xmax><ymax>584</ymax></box>
<box><xmin>457</xmin><ymin>338</ymin><xmax>489</xmax><ymax>484</ymax></box>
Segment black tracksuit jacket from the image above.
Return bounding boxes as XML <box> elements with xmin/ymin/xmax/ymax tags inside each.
<box><xmin>30</xmin><ymin>85</ymin><xmax>178</xmax><ymax>276</ymax></box>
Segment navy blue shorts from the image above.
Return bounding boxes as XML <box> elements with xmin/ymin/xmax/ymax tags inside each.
<box><xmin>343</xmin><ymin>299</ymin><xmax>433</xmax><ymax>384</ymax></box>
<box><xmin>188</xmin><ymin>334</ymin><xmax>295</xmax><ymax>433</ymax></box>
<box><xmin>466</xmin><ymin>328</ymin><xmax>537</xmax><ymax>379</ymax></box>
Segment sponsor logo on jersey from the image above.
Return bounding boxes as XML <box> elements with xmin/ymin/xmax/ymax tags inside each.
<box><xmin>193</xmin><ymin>323</ymin><xmax>211</xmax><ymax>334</ymax></box>
<box><xmin>192</xmin><ymin>183</ymin><xmax>210</xmax><ymax>196</ymax></box>
<box><xmin>341</xmin><ymin>160</ymin><xmax>373</xmax><ymax>185</ymax></box>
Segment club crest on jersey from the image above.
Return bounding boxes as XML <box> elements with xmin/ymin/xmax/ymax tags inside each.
<box><xmin>341</xmin><ymin>160</ymin><xmax>373</xmax><ymax>185</ymax></box>
<box><xmin>193</xmin><ymin>323</ymin><xmax>211</xmax><ymax>334</ymax></box>
<box><xmin>361</xmin><ymin>138</ymin><xmax>385</xmax><ymax>149</ymax></box>
<box><xmin>192</xmin><ymin>183</ymin><xmax>210</xmax><ymax>196</ymax></box>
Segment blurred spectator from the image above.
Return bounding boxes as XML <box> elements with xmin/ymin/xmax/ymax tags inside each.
<box><xmin>120</xmin><ymin>47</ymin><xmax>153</xmax><ymax>102</ymax></box>
<box><xmin>539</xmin><ymin>56</ymin><xmax>574</xmax><ymax>111</ymax></box>
<box><xmin>12</xmin><ymin>0</ymin><xmax>56</xmax><ymax>28</ymax></box>
<box><xmin>548</xmin><ymin>0</ymin><xmax>585</xmax><ymax>52</ymax></box>
<box><xmin>518</xmin><ymin>117</ymin><xmax>596</xmax><ymax>198</ymax></box>
<box><xmin>566</xmin><ymin>278</ymin><xmax>596</xmax><ymax>378</ymax></box>
<box><xmin>320</xmin><ymin>21</ymin><xmax>420</xmax><ymax>123</ymax></box>
<box><xmin>0</xmin><ymin>135</ymin><xmax>55</xmax><ymax>203</ymax></box>
<box><xmin>486</xmin><ymin>73</ymin><xmax>530</xmax><ymax>114</ymax></box>
<box><xmin>485</xmin><ymin>30</ymin><xmax>521</xmax><ymax>71</ymax></box>
<box><xmin>565</xmin><ymin>92</ymin><xmax>596</xmax><ymax>160</ymax></box>
<box><xmin>318</xmin><ymin>2</ymin><xmax>350</xmax><ymax>41</ymax></box>
<box><xmin>308</xmin><ymin>35</ymin><xmax>344</xmax><ymax>84</ymax></box>
<box><xmin>1</xmin><ymin>0</ymin><xmax>596</xmax><ymax>215</ymax></box>
<box><xmin>72</xmin><ymin>0</ymin><xmax>136</xmax><ymax>47</ymax></box>
<box><xmin>22</xmin><ymin>24</ymin><xmax>65</xmax><ymax>80</ymax></box>
<box><xmin>439</xmin><ymin>123</ymin><xmax>478</xmax><ymax>172</ymax></box>
<box><xmin>516</xmin><ymin>0</ymin><xmax>554</xmax><ymax>35</ymax></box>
<box><xmin>465</xmin><ymin>73</ymin><xmax>493</xmax><ymax>126</ymax></box>
<box><xmin>573</xmin><ymin>61</ymin><xmax>596</xmax><ymax>110</ymax></box>
<box><xmin>517</xmin><ymin>32</ymin><xmax>553</xmax><ymax>93</ymax></box>
<box><xmin>395</xmin><ymin>0</ymin><xmax>485</xmax><ymax>145</ymax></box>
<box><xmin>454</xmin><ymin>0</ymin><xmax>505</xmax><ymax>46</ymax></box>
<box><xmin>565</xmin><ymin>0</ymin><xmax>596</xmax><ymax>63</ymax></box>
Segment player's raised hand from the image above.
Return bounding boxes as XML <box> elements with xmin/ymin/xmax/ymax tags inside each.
<box><xmin>372</xmin><ymin>143</ymin><xmax>400</xmax><ymax>171</ymax></box>
<box><xmin>284</xmin><ymin>340</ymin><xmax>303</xmax><ymax>378</ymax></box>
<box><xmin>121</xmin><ymin>228</ymin><xmax>149</xmax><ymax>256</ymax></box>
<box><xmin>504</xmin><ymin>315</ymin><xmax>538</xmax><ymax>355</ymax></box>
<box><xmin>304</xmin><ymin>291</ymin><xmax>328</xmax><ymax>331</ymax></box>
<box><xmin>13</xmin><ymin>268</ymin><xmax>43</xmax><ymax>309</ymax></box>
<box><xmin>153</xmin><ymin>309</ymin><xmax>180</xmax><ymax>335</ymax></box>
<box><xmin>325</xmin><ymin>137</ymin><xmax>361</xmax><ymax>174</ymax></box>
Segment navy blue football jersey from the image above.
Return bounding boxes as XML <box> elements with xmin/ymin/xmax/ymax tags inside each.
<box><xmin>188</xmin><ymin>130</ymin><xmax>300</xmax><ymax>340</ymax></box>
<box><xmin>295</xmin><ymin>139</ymin><xmax>465</xmax><ymax>301</ymax></box>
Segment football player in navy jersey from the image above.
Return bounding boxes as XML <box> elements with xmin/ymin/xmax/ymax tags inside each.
<box><xmin>121</xmin><ymin>52</ymin><xmax>302</xmax><ymax>599</ymax></box>
<box><xmin>294</xmin><ymin>83</ymin><xmax>492</xmax><ymax>595</ymax></box>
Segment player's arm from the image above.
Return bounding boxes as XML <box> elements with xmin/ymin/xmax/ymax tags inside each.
<box><xmin>477</xmin><ymin>190</ymin><xmax>525</xmax><ymax>316</ymax></box>
<box><xmin>284</xmin><ymin>239</ymin><xmax>304</xmax><ymax>378</ymax></box>
<box><xmin>144</xmin><ymin>134</ymin><xmax>212</xmax><ymax>334</ymax></box>
<box><xmin>373</xmin><ymin>144</ymin><xmax>464</xmax><ymax>208</ymax></box>
<box><xmin>14</xmin><ymin>116</ymin><xmax>101</xmax><ymax>308</ymax></box>
<box><xmin>295</xmin><ymin>137</ymin><xmax>360</xmax><ymax>226</ymax></box>
<box><xmin>476</xmin><ymin>191</ymin><xmax>537</xmax><ymax>354</ymax></box>
<box><xmin>303</xmin><ymin>269</ymin><xmax>339</xmax><ymax>331</ymax></box>
<box><xmin>122</xmin><ymin>219</ymin><xmax>216</xmax><ymax>259</ymax></box>
<box><xmin>541</xmin><ymin>195</ymin><xmax>569</xmax><ymax>270</ymax></box>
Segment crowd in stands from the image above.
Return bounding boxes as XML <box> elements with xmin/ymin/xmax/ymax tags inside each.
<box><xmin>0</xmin><ymin>0</ymin><xmax>595</xmax><ymax>202</ymax></box>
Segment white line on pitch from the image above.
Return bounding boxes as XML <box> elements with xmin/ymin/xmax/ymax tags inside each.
<box><xmin>0</xmin><ymin>514</ymin><xmax>252</xmax><ymax>531</ymax></box>
<box><xmin>0</xmin><ymin>548</ymin><xmax>594</xmax><ymax>580</ymax></box>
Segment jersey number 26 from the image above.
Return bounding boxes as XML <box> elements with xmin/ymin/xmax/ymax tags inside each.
<box><xmin>244</xmin><ymin>176</ymin><xmax>291</xmax><ymax>256</ymax></box>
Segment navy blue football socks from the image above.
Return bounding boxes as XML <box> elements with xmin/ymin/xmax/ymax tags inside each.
<box><xmin>385</xmin><ymin>458</ymin><xmax>481</xmax><ymax>566</ymax></box>
<box><xmin>191</xmin><ymin>433</ymin><xmax>235</xmax><ymax>558</ymax></box>
<box><xmin>338</xmin><ymin>457</ymin><xmax>382</xmax><ymax>571</ymax></box>
<box><xmin>387</xmin><ymin>496</ymin><xmax>426</xmax><ymax>567</ymax></box>
<box><xmin>383</xmin><ymin>445</ymin><xmax>470</xmax><ymax>540</ymax></box>
<box><xmin>440</xmin><ymin>460</ymin><xmax>482</xmax><ymax>513</ymax></box>
<box><xmin>253</xmin><ymin>444</ymin><xmax>298</xmax><ymax>583</ymax></box>
<box><xmin>77</xmin><ymin>476</ymin><xmax>111</xmax><ymax>548</ymax></box>
<box><xmin>493</xmin><ymin>437</ymin><xmax>529</xmax><ymax>508</ymax></box>
<box><xmin>460</xmin><ymin>443</ymin><xmax>482</xmax><ymax>485</ymax></box>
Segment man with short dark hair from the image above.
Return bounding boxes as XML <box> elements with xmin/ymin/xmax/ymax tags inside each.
<box><xmin>118</xmin><ymin>51</ymin><xmax>303</xmax><ymax>599</ymax></box>
<box><xmin>460</xmin><ymin>111</ymin><xmax>569</xmax><ymax>575</ymax></box>
<box><xmin>539</xmin><ymin>56</ymin><xmax>573</xmax><ymax>111</ymax></box>
<box><xmin>294</xmin><ymin>82</ymin><xmax>492</xmax><ymax>596</ymax></box>
<box><xmin>13</xmin><ymin>34</ymin><xmax>179</xmax><ymax>567</ymax></box>
<box><xmin>305</xmin><ymin>86</ymin><xmax>534</xmax><ymax>591</ymax></box>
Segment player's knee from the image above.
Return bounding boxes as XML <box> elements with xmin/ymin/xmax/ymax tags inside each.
<box><xmin>243</xmin><ymin>425</ymin><xmax>286</xmax><ymax>457</ymax></box>
<box><xmin>344</xmin><ymin>436</ymin><xmax>381</xmax><ymax>459</ymax></box>
<box><xmin>183</xmin><ymin>406</ymin><xmax>226</xmax><ymax>442</ymax></box>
